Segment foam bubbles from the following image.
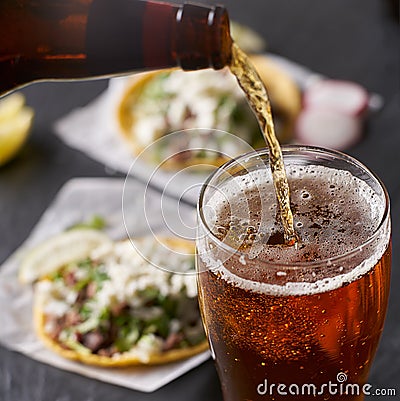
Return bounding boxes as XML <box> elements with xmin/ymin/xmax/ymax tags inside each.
<box><xmin>199</xmin><ymin>164</ymin><xmax>389</xmax><ymax>296</ymax></box>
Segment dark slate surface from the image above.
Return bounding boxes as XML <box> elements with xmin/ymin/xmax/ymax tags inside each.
<box><xmin>0</xmin><ymin>0</ymin><xmax>398</xmax><ymax>399</ymax></box>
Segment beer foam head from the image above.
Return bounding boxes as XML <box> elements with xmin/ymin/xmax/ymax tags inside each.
<box><xmin>198</xmin><ymin>164</ymin><xmax>390</xmax><ymax>296</ymax></box>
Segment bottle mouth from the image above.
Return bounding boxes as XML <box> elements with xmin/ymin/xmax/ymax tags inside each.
<box><xmin>175</xmin><ymin>4</ymin><xmax>232</xmax><ymax>70</ymax></box>
<box><xmin>209</xmin><ymin>6</ymin><xmax>233</xmax><ymax>69</ymax></box>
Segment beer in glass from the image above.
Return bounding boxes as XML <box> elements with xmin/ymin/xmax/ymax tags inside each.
<box><xmin>196</xmin><ymin>146</ymin><xmax>391</xmax><ymax>401</ymax></box>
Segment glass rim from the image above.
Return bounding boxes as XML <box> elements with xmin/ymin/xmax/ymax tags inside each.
<box><xmin>197</xmin><ymin>145</ymin><xmax>391</xmax><ymax>269</ymax></box>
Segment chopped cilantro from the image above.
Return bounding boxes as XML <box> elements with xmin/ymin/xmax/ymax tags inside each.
<box><xmin>74</xmin><ymin>278</ymin><xmax>90</xmax><ymax>292</ymax></box>
<box><xmin>49</xmin><ymin>270</ymin><xmax>63</xmax><ymax>281</ymax></box>
<box><xmin>115</xmin><ymin>326</ymin><xmax>140</xmax><ymax>352</ymax></box>
<box><xmin>158</xmin><ymin>295</ymin><xmax>178</xmax><ymax>317</ymax></box>
<box><xmin>79</xmin><ymin>304</ymin><xmax>92</xmax><ymax>320</ymax></box>
<box><xmin>67</xmin><ymin>215</ymin><xmax>106</xmax><ymax>231</ymax></box>
<box><xmin>138</xmin><ymin>287</ymin><xmax>160</xmax><ymax>305</ymax></box>
<box><xmin>77</xmin><ymin>258</ymin><xmax>93</xmax><ymax>269</ymax></box>
<box><xmin>144</xmin><ymin>314</ymin><xmax>170</xmax><ymax>338</ymax></box>
<box><xmin>99</xmin><ymin>307</ymin><xmax>110</xmax><ymax>322</ymax></box>
<box><xmin>92</xmin><ymin>270</ymin><xmax>108</xmax><ymax>286</ymax></box>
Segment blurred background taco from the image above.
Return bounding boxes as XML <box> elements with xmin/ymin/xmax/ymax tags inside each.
<box><xmin>116</xmin><ymin>55</ymin><xmax>301</xmax><ymax>169</ymax></box>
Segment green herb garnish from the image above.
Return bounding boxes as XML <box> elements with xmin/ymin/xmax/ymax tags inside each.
<box><xmin>67</xmin><ymin>215</ymin><xmax>106</xmax><ymax>231</ymax></box>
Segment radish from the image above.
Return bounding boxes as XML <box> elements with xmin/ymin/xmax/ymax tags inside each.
<box><xmin>295</xmin><ymin>108</ymin><xmax>362</xmax><ymax>150</ymax></box>
<box><xmin>303</xmin><ymin>80</ymin><xmax>369</xmax><ymax>117</ymax></box>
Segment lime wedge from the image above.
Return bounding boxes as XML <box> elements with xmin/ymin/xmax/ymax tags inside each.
<box><xmin>0</xmin><ymin>107</ymin><xmax>34</xmax><ymax>165</ymax></box>
<box><xmin>0</xmin><ymin>92</ymin><xmax>34</xmax><ymax>166</ymax></box>
<box><xmin>0</xmin><ymin>92</ymin><xmax>26</xmax><ymax>122</ymax></box>
<box><xmin>19</xmin><ymin>229</ymin><xmax>112</xmax><ymax>284</ymax></box>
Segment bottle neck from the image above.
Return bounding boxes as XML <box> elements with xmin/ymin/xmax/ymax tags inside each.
<box><xmin>174</xmin><ymin>3</ymin><xmax>232</xmax><ymax>70</ymax></box>
<box><xmin>0</xmin><ymin>0</ymin><xmax>233</xmax><ymax>95</ymax></box>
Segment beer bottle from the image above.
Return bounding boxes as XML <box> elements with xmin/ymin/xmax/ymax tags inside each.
<box><xmin>0</xmin><ymin>0</ymin><xmax>232</xmax><ymax>95</ymax></box>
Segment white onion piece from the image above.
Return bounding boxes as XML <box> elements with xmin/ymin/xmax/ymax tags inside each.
<box><xmin>303</xmin><ymin>80</ymin><xmax>369</xmax><ymax>116</ymax></box>
<box><xmin>295</xmin><ymin>108</ymin><xmax>362</xmax><ymax>150</ymax></box>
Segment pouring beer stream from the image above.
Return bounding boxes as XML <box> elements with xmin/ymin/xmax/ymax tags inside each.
<box><xmin>229</xmin><ymin>43</ymin><xmax>297</xmax><ymax>246</ymax></box>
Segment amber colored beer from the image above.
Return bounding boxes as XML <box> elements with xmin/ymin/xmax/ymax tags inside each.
<box><xmin>196</xmin><ymin>146</ymin><xmax>391</xmax><ymax>401</ymax></box>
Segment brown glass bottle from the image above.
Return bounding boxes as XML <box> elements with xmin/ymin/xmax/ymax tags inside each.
<box><xmin>0</xmin><ymin>0</ymin><xmax>232</xmax><ymax>95</ymax></box>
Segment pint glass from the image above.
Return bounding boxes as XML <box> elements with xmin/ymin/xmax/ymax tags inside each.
<box><xmin>196</xmin><ymin>146</ymin><xmax>391</xmax><ymax>401</ymax></box>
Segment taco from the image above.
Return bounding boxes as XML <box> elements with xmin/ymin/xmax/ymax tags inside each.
<box><xmin>29</xmin><ymin>233</ymin><xmax>208</xmax><ymax>366</ymax></box>
<box><xmin>116</xmin><ymin>55</ymin><xmax>301</xmax><ymax>169</ymax></box>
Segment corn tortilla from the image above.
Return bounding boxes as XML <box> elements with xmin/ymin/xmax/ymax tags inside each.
<box><xmin>33</xmin><ymin>236</ymin><xmax>209</xmax><ymax>367</ymax></box>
